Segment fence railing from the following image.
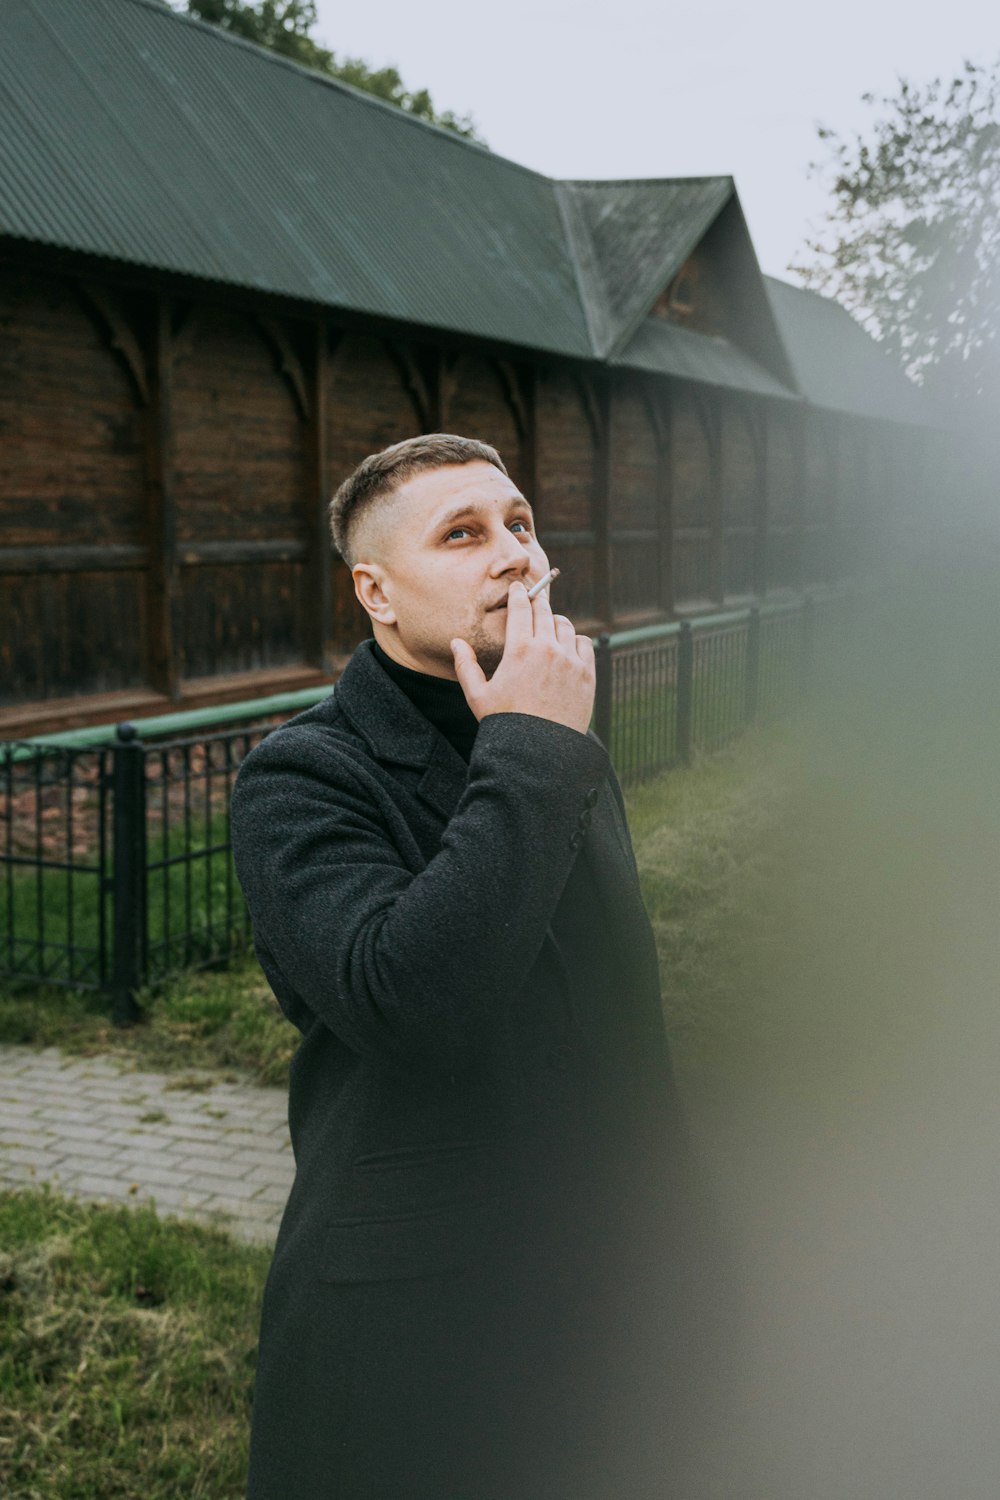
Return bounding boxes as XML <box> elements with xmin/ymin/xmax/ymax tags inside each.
<box><xmin>1</xmin><ymin>589</ymin><xmax>845</xmax><ymax>1016</ymax></box>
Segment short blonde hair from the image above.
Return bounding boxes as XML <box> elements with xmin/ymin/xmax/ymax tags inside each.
<box><xmin>329</xmin><ymin>433</ymin><xmax>507</xmax><ymax>566</ymax></box>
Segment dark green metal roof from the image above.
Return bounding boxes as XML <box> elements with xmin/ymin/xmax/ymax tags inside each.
<box><xmin>765</xmin><ymin>277</ymin><xmax>934</xmax><ymax>428</ymax></box>
<box><xmin>616</xmin><ymin>317</ymin><xmax>797</xmax><ymax>401</ymax></box>
<box><xmin>556</xmin><ymin>177</ymin><xmax>733</xmax><ymax>357</ymax></box>
<box><xmin>0</xmin><ymin>0</ymin><xmax>936</xmax><ymax>422</ymax></box>
<box><xmin>0</xmin><ymin>0</ymin><xmax>591</xmax><ymax>356</ymax></box>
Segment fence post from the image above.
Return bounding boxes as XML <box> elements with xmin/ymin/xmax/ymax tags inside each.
<box><xmin>676</xmin><ymin>621</ymin><xmax>693</xmax><ymax>766</ymax></box>
<box><xmin>594</xmin><ymin>633</ymin><xmax>613</xmax><ymax>752</ymax></box>
<box><xmin>111</xmin><ymin>722</ymin><xmax>147</xmax><ymax>1026</ymax></box>
<box><xmin>744</xmin><ymin>605</ymin><xmax>761</xmax><ymax>726</ymax></box>
<box><xmin>800</xmin><ymin>595</ymin><xmax>816</xmax><ymax>698</ymax></box>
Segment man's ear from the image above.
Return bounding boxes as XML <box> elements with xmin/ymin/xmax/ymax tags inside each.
<box><xmin>352</xmin><ymin>563</ymin><xmax>396</xmax><ymax>625</ymax></box>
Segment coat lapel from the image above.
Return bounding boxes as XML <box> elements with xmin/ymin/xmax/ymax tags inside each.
<box><xmin>333</xmin><ymin>640</ymin><xmax>469</xmax><ymax>825</ymax></box>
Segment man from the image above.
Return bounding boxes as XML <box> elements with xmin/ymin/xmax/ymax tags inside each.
<box><xmin>231</xmin><ymin>434</ymin><xmax>717</xmax><ymax>1500</ymax></box>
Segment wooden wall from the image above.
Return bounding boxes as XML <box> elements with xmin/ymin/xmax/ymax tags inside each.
<box><xmin>0</xmin><ymin>249</ymin><xmax>908</xmax><ymax>732</ymax></box>
<box><xmin>172</xmin><ymin>306</ymin><xmax>311</xmax><ymax>680</ymax></box>
<box><xmin>534</xmin><ymin>368</ymin><xmax>601</xmax><ymax>625</ymax></box>
<box><xmin>609</xmin><ymin>381</ymin><xmax>665</xmax><ymax>619</ymax></box>
<box><xmin>0</xmin><ymin>272</ymin><xmax>148</xmax><ymax>705</ymax></box>
<box><xmin>670</xmin><ymin>389</ymin><xmax>716</xmax><ymax>607</ymax></box>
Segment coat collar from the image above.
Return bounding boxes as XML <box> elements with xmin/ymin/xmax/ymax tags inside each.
<box><xmin>332</xmin><ymin>639</ymin><xmax>469</xmax><ymax>822</ymax></box>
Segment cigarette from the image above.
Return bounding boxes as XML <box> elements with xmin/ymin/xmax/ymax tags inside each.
<box><xmin>526</xmin><ymin>567</ymin><xmax>560</xmax><ymax>601</ymax></box>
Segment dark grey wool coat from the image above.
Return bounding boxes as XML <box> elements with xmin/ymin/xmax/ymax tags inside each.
<box><xmin>230</xmin><ymin>640</ymin><xmax>704</xmax><ymax>1500</ymax></box>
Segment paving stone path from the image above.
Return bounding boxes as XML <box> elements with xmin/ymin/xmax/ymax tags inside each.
<box><xmin>0</xmin><ymin>1045</ymin><xmax>293</xmax><ymax>1245</ymax></box>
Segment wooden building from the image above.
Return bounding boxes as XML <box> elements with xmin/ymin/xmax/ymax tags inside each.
<box><xmin>0</xmin><ymin>0</ymin><xmax>937</xmax><ymax>736</ymax></box>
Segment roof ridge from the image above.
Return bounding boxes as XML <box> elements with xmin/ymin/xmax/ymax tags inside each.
<box><xmin>115</xmin><ymin>0</ymin><xmax>552</xmax><ymax>169</ymax></box>
<box><xmin>561</xmin><ymin>174</ymin><xmax>733</xmax><ymax>191</ymax></box>
<box><xmin>552</xmin><ymin>181</ymin><xmax>606</xmax><ymax>357</ymax></box>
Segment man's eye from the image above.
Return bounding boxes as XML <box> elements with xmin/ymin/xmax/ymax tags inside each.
<box><xmin>446</xmin><ymin>528</ymin><xmax>469</xmax><ymax>541</ymax></box>
<box><xmin>511</xmin><ymin>520</ymin><xmax>531</xmax><ymax>534</ymax></box>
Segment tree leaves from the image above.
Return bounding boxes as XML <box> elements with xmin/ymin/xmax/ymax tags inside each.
<box><xmin>182</xmin><ymin>0</ymin><xmax>486</xmax><ymax>143</ymax></box>
<box><xmin>792</xmin><ymin>60</ymin><xmax>1000</xmax><ymax>418</ymax></box>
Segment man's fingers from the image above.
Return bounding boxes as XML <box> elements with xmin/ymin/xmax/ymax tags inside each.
<box><xmin>575</xmin><ymin>633</ymin><xmax>596</xmax><ymax>666</ymax></box>
<box><xmin>451</xmin><ymin>638</ymin><xmax>487</xmax><ymax>705</ymax></box>
<box><xmin>503</xmin><ymin>579</ymin><xmax>534</xmax><ymax>643</ymax></box>
<box><xmin>553</xmin><ymin>614</ymin><xmax>576</xmax><ymax>648</ymax></box>
<box><xmin>529</xmin><ymin>580</ymin><xmax>557</xmax><ymax>639</ymax></box>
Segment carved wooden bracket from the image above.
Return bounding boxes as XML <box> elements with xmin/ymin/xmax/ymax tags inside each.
<box><xmin>386</xmin><ymin>340</ymin><xmax>433</xmax><ymax>429</ymax></box>
<box><xmin>256</xmin><ymin>314</ymin><xmax>310</xmax><ymax>422</ymax></box>
<box><xmin>438</xmin><ymin>351</ymin><xmax>461</xmax><ymax>423</ymax></box>
<box><xmin>169</xmin><ymin>302</ymin><xmax>198</xmax><ymax>361</ymax></box>
<box><xmin>689</xmin><ymin>387</ymin><xmax>719</xmax><ymax>447</ymax></box>
<box><xmin>575</xmin><ymin>372</ymin><xmax>606</xmax><ymax>447</ymax></box>
<box><xmin>326</xmin><ymin>324</ymin><xmax>345</xmax><ymax>364</ymax></box>
<box><xmin>76</xmin><ymin>282</ymin><xmax>150</xmax><ymax>407</ymax></box>
<box><xmin>495</xmin><ymin>359</ymin><xmax>530</xmax><ymax>441</ymax></box>
<box><xmin>638</xmin><ymin>379</ymin><xmax>669</xmax><ymax>453</ymax></box>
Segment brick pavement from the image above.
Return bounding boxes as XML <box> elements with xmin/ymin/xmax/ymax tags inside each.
<box><xmin>0</xmin><ymin>1045</ymin><xmax>293</xmax><ymax>1244</ymax></box>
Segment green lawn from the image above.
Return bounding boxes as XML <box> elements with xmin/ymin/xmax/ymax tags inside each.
<box><xmin>0</xmin><ymin>1188</ymin><xmax>267</xmax><ymax>1499</ymax></box>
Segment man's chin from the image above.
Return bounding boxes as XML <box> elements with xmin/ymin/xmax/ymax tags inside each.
<box><xmin>475</xmin><ymin>645</ymin><xmax>505</xmax><ymax>679</ymax></box>
<box><xmin>466</xmin><ymin>631</ymin><xmax>505</xmax><ymax>680</ymax></box>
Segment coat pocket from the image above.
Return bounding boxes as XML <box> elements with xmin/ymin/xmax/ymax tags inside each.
<box><xmin>319</xmin><ymin>1203</ymin><xmax>483</xmax><ymax>1283</ymax></box>
<box><xmin>321</xmin><ymin>1141</ymin><xmax>503</xmax><ymax>1282</ymax></box>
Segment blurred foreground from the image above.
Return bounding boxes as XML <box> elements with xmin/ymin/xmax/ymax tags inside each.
<box><xmin>663</xmin><ymin>554</ymin><xmax>1000</xmax><ymax>1499</ymax></box>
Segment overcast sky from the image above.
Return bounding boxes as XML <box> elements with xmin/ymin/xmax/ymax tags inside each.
<box><xmin>312</xmin><ymin>0</ymin><xmax>997</xmax><ymax>282</ymax></box>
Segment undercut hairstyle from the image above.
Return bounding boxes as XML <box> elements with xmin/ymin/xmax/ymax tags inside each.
<box><xmin>329</xmin><ymin>433</ymin><xmax>508</xmax><ymax>567</ymax></box>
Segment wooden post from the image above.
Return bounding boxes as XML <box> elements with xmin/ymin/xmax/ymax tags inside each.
<box><xmin>791</xmin><ymin>412</ymin><xmax>807</xmax><ymax>591</ymax></box>
<box><xmin>657</xmin><ymin>385</ymin><xmax>674</xmax><ymax>616</ymax></box>
<box><xmin>308</xmin><ymin>320</ymin><xmax>333</xmax><ymax>672</ymax></box>
<box><xmin>524</xmin><ymin>364</ymin><xmax>540</xmax><ymax>510</ymax></box>
<box><xmin>755</xmin><ymin>403</ymin><xmax>769</xmax><ymax>598</ymax></box>
<box><xmin>144</xmin><ymin>297</ymin><xmax>180</xmax><ymax>700</ymax></box>
<box><xmin>594</xmin><ymin>374</ymin><xmax>613</xmax><ymax>628</ymax></box>
<box><xmin>709</xmin><ymin>399</ymin><xmax>725</xmax><ymax>605</ymax></box>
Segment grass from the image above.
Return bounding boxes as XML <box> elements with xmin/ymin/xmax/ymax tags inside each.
<box><xmin>0</xmin><ymin>1186</ymin><xmax>268</xmax><ymax>1499</ymax></box>
<box><xmin>0</xmin><ymin>959</ymin><xmax>297</xmax><ymax>1087</ymax></box>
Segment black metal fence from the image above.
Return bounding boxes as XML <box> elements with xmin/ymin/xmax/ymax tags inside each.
<box><xmin>2</xmin><ymin>590</ymin><xmax>843</xmax><ymax>1016</ymax></box>
<box><xmin>593</xmin><ymin>593</ymin><xmax>837</xmax><ymax>787</ymax></box>
<box><xmin>1</xmin><ymin>724</ymin><xmax>273</xmax><ymax>1022</ymax></box>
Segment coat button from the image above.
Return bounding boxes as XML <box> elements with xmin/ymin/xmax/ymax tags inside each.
<box><xmin>568</xmin><ymin>829</ymin><xmax>584</xmax><ymax>850</ymax></box>
<box><xmin>583</xmin><ymin>787</ymin><xmax>599</xmax><ymax>809</ymax></box>
<box><xmin>547</xmin><ymin>1042</ymin><xmax>575</xmax><ymax>1070</ymax></box>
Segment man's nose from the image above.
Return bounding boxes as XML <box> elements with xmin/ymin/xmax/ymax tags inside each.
<box><xmin>488</xmin><ymin>528</ymin><xmax>532</xmax><ymax>577</ymax></box>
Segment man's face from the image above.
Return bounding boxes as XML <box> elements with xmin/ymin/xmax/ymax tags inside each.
<box><xmin>352</xmin><ymin>461</ymin><xmax>551</xmax><ymax>679</ymax></box>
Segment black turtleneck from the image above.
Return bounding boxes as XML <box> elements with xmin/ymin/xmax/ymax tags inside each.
<box><xmin>372</xmin><ymin>641</ymin><xmax>480</xmax><ymax>763</ymax></box>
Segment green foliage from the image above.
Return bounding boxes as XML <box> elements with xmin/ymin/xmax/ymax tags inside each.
<box><xmin>181</xmin><ymin>0</ymin><xmax>485</xmax><ymax>142</ymax></box>
<box><xmin>792</xmin><ymin>60</ymin><xmax>1000</xmax><ymax>414</ymax></box>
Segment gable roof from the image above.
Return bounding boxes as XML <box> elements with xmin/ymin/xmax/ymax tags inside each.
<box><xmin>0</xmin><ymin>0</ymin><xmax>935</xmax><ymax>426</ymax></box>
<box><xmin>0</xmin><ymin>0</ymin><xmax>591</xmax><ymax>355</ymax></box>
<box><xmin>555</xmin><ymin>176</ymin><xmax>733</xmax><ymax>358</ymax></box>
<box><xmin>765</xmin><ymin>277</ymin><xmax>934</xmax><ymax>428</ymax></box>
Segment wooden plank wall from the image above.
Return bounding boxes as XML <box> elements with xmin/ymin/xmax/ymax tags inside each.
<box><xmin>0</xmin><ymin>272</ymin><xmax>148</xmax><ymax>706</ymax></box>
<box><xmin>0</xmin><ymin>252</ymin><xmax>909</xmax><ymax>730</ymax></box>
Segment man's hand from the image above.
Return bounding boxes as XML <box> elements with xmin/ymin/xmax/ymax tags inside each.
<box><xmin>451</xmin><ymin>581</ymin><xmax>596</xmax><ymax>735</ymax></box>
